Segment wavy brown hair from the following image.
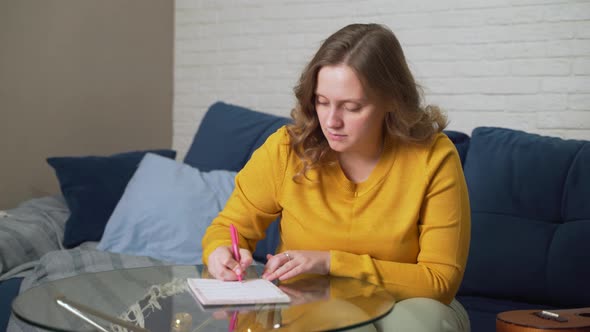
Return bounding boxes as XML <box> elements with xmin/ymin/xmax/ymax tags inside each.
<box><xmin>287</xmin><ymin>23</ymin><xmax>447</xmax><ymax>182</ymax></box>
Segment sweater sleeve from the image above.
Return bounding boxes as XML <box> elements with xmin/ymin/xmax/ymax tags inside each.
<box><xmin>201</xmin><ymin>127</ymin><xmax>289</xmax><ymax>264</ymax></box>
<box><xmin>330</xmin><ymin>136</ymin><xmax>471</xmax><ymax>304</ymax></box>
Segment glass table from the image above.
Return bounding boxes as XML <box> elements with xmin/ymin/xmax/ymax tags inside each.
<box><xmin>12</xmin><ymin>265</ymin><xmax>395</xmax><ymax>332</ymax></box>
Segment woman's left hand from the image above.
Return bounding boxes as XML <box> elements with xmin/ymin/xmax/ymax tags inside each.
<box><xmin>261</xmin><ymin>250</ymin><xmax>330</xmax><ymax>281</ymax></box>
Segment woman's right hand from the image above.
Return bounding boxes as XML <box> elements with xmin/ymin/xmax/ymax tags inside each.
<box><xmin>207</xmin><ymin>246</ymin><xmax>253</xmax><ymax>281</ymax></box>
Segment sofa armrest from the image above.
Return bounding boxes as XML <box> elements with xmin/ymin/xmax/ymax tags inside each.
<box><xmin>0</xmin><ymin>196</ymin><xmax>69</xmax><ymax>279</ymax></box>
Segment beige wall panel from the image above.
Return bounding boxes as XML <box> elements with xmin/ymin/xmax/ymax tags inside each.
<box><xmin>0</xmin><ymin>0</ymin><xmax>173</xmax><ymax>209</ymax></box>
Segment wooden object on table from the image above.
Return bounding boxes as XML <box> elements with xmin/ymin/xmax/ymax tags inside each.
<box><xmin>496</xmin><ymin>307</ymin><xmax>590</xmax><ymax>332</ymax></box>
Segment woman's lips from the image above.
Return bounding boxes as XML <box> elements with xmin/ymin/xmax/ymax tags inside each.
<box><xmin>327</xmin><ymin>131</ymin><xmax>346</xmax><ymax>141</ymax></box>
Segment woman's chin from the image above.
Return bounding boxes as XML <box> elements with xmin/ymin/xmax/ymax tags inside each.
<box><xmin>327</xmin><ymin>141</ymin><xmax>348</xmax><ymax>153</ymax></box>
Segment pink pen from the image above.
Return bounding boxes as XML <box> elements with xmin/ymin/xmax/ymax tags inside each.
<box><xmin>229</xmin><ymin>224</ymin><xmax>242</xmax><ymax>281</ymax></box>
<box><xmin>229</xmin><ymin>310</ymin><xmax>238</xmax><ymax>331</ymax></box>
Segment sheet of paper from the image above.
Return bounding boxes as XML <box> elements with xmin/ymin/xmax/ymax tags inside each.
<box><xmin>187</xmin><ymin>278</ymin><xmax>291</xmax><ymax>306</ymax></box>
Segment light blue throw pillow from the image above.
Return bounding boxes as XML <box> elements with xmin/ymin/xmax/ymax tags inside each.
<box><xmin>97</xmin><ymin>153</ymin><xmax>236</xmax><ymax>264</ymax></box>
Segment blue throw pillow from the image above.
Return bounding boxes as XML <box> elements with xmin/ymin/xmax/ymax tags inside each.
<box><xmin>47</xmin><ymin>149</ymin><xmax>176</xmax><ymax>248</ymax></box>
<box><xmin>97</xmin><ymin>153</ymin><xmax>236</xmax><ymax>265</ymax></box>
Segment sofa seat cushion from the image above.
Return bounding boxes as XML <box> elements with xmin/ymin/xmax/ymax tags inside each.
<box><xmin>460</xmin><ymin>127</ymin><xmax>590</xmax><ymax>307</ymax></box>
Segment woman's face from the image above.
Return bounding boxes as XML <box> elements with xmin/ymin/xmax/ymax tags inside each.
<box><xmin>315</xmin><ymin>64</ymin><xmax>385</xmax><ymax>156</ymax></box>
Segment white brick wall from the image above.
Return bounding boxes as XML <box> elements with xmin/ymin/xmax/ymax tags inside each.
<box><xmin>174</xmin><ymin>0</ymin><xmax>590</xmax><ymax>158</ymax></box>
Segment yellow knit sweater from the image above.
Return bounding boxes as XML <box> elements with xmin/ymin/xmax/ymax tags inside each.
<box><xmin>202</xmin><ymin>126</ymin><xmax>470</xmax><ymax>304</ymax></box>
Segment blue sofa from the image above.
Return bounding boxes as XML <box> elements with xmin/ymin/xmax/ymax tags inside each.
<box><xmin>2</xmin><ymin>101</ymin><xmax>589</xmax><ymax>332</ymax></box>
<box><xmin>455</xmin><ymin>125</ymin><xmax>590</xmax><ymax>331</ymax></box>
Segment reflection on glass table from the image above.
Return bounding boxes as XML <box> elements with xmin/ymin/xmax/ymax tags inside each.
<box><xmin>12</xmin><ymin>265</ymin><xmax>395</xmax><ymax>332</ymax></box>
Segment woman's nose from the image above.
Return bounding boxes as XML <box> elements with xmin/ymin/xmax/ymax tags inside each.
<box><xmin>326</xmin><ymin>107</ymin><xmax>343</xmax><ymax>128</ymax></box>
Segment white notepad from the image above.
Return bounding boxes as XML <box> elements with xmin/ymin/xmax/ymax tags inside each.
<box><xmin>187</xmin><ymin>278</ymin><xmax>291</xmax><ymax>306</ymax></box>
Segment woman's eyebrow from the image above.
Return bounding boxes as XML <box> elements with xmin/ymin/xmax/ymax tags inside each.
<box><xmin>314</xmin><ymin>93</ymin><xmax>367</xmax><ymax>103</ymax></box>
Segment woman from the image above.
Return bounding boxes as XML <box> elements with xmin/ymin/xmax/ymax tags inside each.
<box><xmin>202</xmin><ymin>23</ymin><xmax>470</xmax><ymax>331</ymax></box>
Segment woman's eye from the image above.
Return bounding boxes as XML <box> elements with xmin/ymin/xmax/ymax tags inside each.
<box><xmin>344</xmin><ymin>104</ymin><xmax>362</xmax><ymax>112</ymax></box>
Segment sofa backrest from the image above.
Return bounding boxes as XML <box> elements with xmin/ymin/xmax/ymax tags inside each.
<box><xmin>184</xmin><ymin>102</ymin><xmax>291</xmax><ymax>172</ymax></box>
<box><xmin>459</xmin><ymin>127</ymin><xmax>590</xmax><ymax>308</ymax></box>
<box><xmin>443</xmin><ymin>130</ymin><xmax>470</xmax><ymax>166</ymax></box>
